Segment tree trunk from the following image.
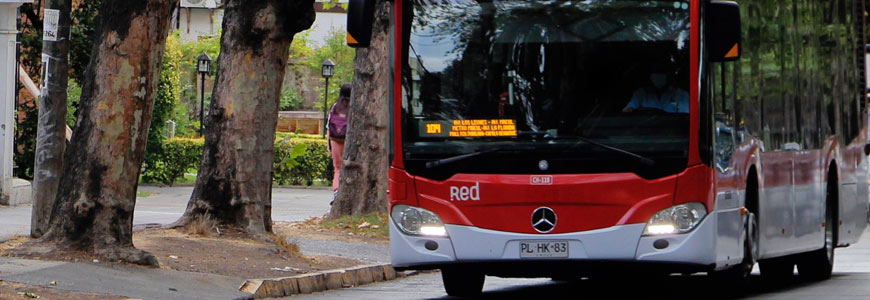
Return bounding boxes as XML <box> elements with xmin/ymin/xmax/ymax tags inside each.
<box><xmin>31</xmin><ymin>0</ymin><xmax>71</xmax><ymax>238</ymax></box>
<box><xmin>37</xmin><ymin>0</ymin><xmax>175</xmax><ymax>266</ymax></box>
<box><xmin>327</xmin><ymin>0</ymin><xmax>391</xmax><ymax>219</ymax></box>
<box><xmin>173</xmin><ymin>0</ymin><xmax>315</xmax><ymax>238</ymax></box>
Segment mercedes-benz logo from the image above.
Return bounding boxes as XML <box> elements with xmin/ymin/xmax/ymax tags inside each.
<box><xmin>538</xmin><ymin>160</ymin><xmax>549</xmax><ymax>171</ymax></box>
<box><xmin>531</xmin><ymin>207</ymin><xmax>557</xmax><ymax>233</ymax></box>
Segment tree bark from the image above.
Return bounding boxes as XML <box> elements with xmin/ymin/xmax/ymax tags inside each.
<box><xmin>327</xmin><ymin>0</ymin><xmax>391</xmax><ymax>219</ymax></box>
<box><xmin>37</xmin><ymin>0</ymin><xmax>176</xmax><ymax>266</ymax></box>
<box><xmin>31</xmin><ymin>0</ymin><xmax>71</xmax><ymax>238</ymax></box>
<box><xmin>173</xmin><ymin>0</ymin><xmax>315</xmax><ymax>238</ymax></box>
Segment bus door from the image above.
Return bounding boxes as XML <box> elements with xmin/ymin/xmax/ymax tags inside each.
<box><xmin>709</xmin><ymin>61</ymin><xmax>743</xmax><ymax>262</ymax></box>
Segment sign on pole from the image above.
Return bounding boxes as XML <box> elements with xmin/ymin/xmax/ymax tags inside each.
<box><xmin>43</xmin><ymin>9</ymin><xmax>59</xmax><ymax>41</ymax></box>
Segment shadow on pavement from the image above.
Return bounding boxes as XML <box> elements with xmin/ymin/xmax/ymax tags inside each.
<box><xmin>427</xmin><ymin>273</ymin><xmax>855</xmax><ymax>299</ymax></box>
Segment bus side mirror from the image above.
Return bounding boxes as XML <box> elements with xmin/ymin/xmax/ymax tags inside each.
<box><xmin>347</xmin><ymin>0</ymin><xmax>376</xmax><ymax>48</ymax></box>
<box><xmin>706</xmin><ymin>1</ymin><xmax>741</xmax><ymax>62</ymax></box>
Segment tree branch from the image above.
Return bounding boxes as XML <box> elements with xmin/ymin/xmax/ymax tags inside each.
<box><xmin>21</xmin><ymin>3</ymin><xmax>43</xmax><ymax>34</ymax></box>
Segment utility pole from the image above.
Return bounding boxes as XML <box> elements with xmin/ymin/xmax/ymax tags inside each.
<box><xmin>31</xmin><ymin>0</ymin><xmax>71</xmax><ymax>238</ymax></box>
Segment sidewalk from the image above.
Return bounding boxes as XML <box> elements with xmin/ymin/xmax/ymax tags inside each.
<box><xmin>0</xmin><ymin>205</ymin><xmax>30</xmax><ymax>242</ymax></box>
<box><xmin>0</xmin><ymin>257</ymin><xmax>250</xmax><ymax>300</ymax></box>
<box><xmin>0</xmin><ymin>186</ymin><xmax>390</xmax><ymax>299</ymax></box>
<box><xmin>0</xmin><ymin>186</ymin><xmax>335</xmax><ymax>242</ymax></box>
<box><xmin>0</xmin><ymin>239</ymin><xmax>390</xmax><ymax>299</ymax></box>
<box><xmin>289</xmin><ymin>238</ymin><xmax>389</xmax><ymax>264</ymax></box>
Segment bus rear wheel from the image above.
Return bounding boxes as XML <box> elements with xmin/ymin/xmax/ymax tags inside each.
<box><xmin>441</xmin><ymin>267</ymin><xmax>485</xmax><ymax>297</ymax></box>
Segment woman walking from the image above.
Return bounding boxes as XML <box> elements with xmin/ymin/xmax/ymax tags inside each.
<box><xmin>328</xmin><ymin>84</ymin><xmax>352</xmax><ymax>203</ymax></box>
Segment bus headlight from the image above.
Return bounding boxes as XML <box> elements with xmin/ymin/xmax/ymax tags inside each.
<box><xmin>391</xmin><ymin>205</ymin><xmax>448</xmax><ymax>237</ymax></box>
<box><xmin>643</xmin><ymin>202</ymin><xmax>707</xmax><ymax>236</ymax></box>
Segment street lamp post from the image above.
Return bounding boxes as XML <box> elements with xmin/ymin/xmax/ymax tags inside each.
<box><xmin>197</xmin><ymin>53</ymin><xmax>212</xmax><ymax>136</ymax></box>
<box><xmin>321</xmin><ymin>59</ymin><xmax>335</xmax><ymax>138</ymax></box>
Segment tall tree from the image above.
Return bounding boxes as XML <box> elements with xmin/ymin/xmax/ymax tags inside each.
<box><xmin>31</xmin><ymin>0</ymin><xmax>71</xmax><ymax>238</ymax></box>
<box><xmin>172</xmin><ymin>0</ymin><xmax>315</xmax><ymax>238</ymax></box>
<box><xmin>33</xmin><ymin>0</ymin><xmax>176</xmax><ymax>265</ymax></box>
<box><xmin>327</xmin><ymin>0</ymin><xmax>391</xmax><ymax>219</ymax></box>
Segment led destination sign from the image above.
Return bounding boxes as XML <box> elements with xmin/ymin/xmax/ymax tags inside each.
<box><xmin>419</xmin><ymin>119</ymin><xmax>518</xmax><ymax>138</ymax></box>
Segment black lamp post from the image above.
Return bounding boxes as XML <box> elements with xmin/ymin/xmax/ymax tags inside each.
<box><xmin>197</xmin><ymin>53</ymin><xmax>212</xmax><ymax>136</ymax></box>
<box><xmin>321</xmin><ymin>59</ymin><xmax>335</xmax><ymax>138</ymax></box>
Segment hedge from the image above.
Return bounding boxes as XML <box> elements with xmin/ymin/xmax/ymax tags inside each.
<box><xmin>141</xmin><ymin>137</ymin><xmax>202</xmax><ymax>185</ymax></box>
<box><xmin>273</xmin><ymin>137</ymin><xmax>333</xmax><ymax>186</ymax></box>
<box><xmin>275</xmin><ymin>132</ymin><xmax>324</xmax><ymax>140</ymax></box>
<box><xmin>142</xmin><ymin>136</ymin><xmax>332</xmax><ymax>186</ymax></box>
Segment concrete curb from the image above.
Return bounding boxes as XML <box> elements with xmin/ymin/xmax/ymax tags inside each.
<box><xmin>238</xmin><ymin>264</ymin><xmax>417</xmax><ymax>298</ymax></box>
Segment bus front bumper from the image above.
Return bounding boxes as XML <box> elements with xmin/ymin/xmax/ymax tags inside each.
<box><xmin>390</xmin><ymin>213</ymin><xmax>719</xmax><ymax>275</ymax></box>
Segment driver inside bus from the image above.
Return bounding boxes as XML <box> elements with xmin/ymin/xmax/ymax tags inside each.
<box><xmin>622</xmin><ymin>72</ymin><xmax>689</xmax><ymax>113</ymax></box>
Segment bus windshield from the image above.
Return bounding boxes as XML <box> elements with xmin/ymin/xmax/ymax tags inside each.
<box><xmin>402</xmin><ymin>0</ymin><xmax>691</xmax><ymax>178</ymax></box>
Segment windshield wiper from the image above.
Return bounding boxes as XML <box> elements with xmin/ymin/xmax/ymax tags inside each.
<box><xmin>424</xmin><ymin>138</ymin><xmax>654</xmax><ymax>169</ymax></box>
<box><xmin>425</xmin><ymin>148</ymin><xmax>504</xmax><ymax>169</ymax></box>
<box><xmin>568</xmin><ymin>136</ymin><xmax>656</xmax><ymax>167</ymax></box>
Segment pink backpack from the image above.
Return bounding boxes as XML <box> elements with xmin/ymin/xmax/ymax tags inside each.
<box><xmin>328</xmin><ymin>103</ymin><xmax>348</xmax><ymax>139</ymax></box>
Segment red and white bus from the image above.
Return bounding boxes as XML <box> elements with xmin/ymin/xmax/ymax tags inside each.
<box><xmin>348</xmin><ymin>0</ymin><xmax>870</xmax><ymax>296</ymax></box>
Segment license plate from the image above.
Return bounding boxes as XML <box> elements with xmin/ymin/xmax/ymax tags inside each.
<box><xmin>519</xmin><ymin>241</ymin><xmax>569</xmax><ymax>258</ymax></box>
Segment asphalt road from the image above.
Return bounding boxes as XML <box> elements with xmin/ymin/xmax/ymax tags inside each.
<box><xmin>0</xmin><ymin>185</ymin><xmax>333</xmax><ymax>241</ymax></box>
<box><xmin>4</xmin><ymin>186</ymin><xmax>870</xmax><ymax>299</ymax></box>
<box><xmin>298</xmin><ymin>230</ymin><xmax>870</xmax><ymax>300</ymax></box>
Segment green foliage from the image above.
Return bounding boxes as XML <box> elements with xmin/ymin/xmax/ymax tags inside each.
<box><xmin>66</xmin><ymin>79</ymin><xmax>81</xmax><ymax>128</ymax></box>
<box><xmin>142</xmin><ymin>136</ymin><xmax>332</xmax><ymax>186</ymax></box>
<box><xmin>69</xmin><ymin>0</ymin><xmax>100</xmax><ymax>83</ymax></box>
<box><xmin>179</xmin><ymin>33</ymin><xmax>221</xmax><ymax>77</ymax></box>
<box><xmin>142</xmin><ymin>138</ymin><xmax>203</xmax><ymax>186</ymax></box>
<box><xmin>137</xmin><ymin>191</ymin><xmax>156</xmax><ymax>198</ymax></box>
<box><xmin>175</xmin><ymin>31</ymin><xmax>221</xmax><ymax>134</ymax></box>
<box><xmin>307</xmin><ymin>29</ymin><xmax>355</xmax><ymax>110</ymax></box>
<box><xmin>321</xmin><ymin>0</ymin><xmax>348</xmax><ymax>11</ymax></box>
<box><xmin>321</xmin><ymin>212</ymin><xmax>390</xmax><ymax>238</ymax></box>
<box><xmin>289</xmin><ymin>30</ymin><xmax>313</xmax><ymax>62</ymax></box>
<box><xmin>142</xmin><ymin>33</ymin><xmax>184</xmax><ymax>183</ymax></box>
<box><xmin>273</xmin><ymin>137</ymin><xmax>331</xmax><ymax>186</ymax></box>
<box><xmin>280</xmin><ymin>85</ymin><xmax>302</xmax><ymax>111</ymax></box>
<box><xmin>13</xmin><ymin>104</ymin><xmax>37</xmax><ymax>180</ymax></box>
<box><xmin>273</xmin><ymin>142</ymin><xmax>308</xmax><ymax>183</ymax></box>
<box><xmin>171</xmin><ymin>99</ymin><xmax>197</xmax><ymax>137</ymax></box>
<box><xmin>154</xmin><ymin>32</ymin><xmax>183</xmax><ymax>137</ymax></box>
<box><xmin>276</xmin><ymin>132</ymin><xmax>324</xmax><ymax>140</ymax></box>
<box><xmin>148</xmin><ymin>31</ymin><xmax>218</xmax><ymax>139</ymax></box>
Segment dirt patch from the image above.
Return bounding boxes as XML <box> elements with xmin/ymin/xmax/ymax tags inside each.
<box><xmin>0</xmin><ymin>280</ymin><xmax>127</xmax><ymax>300</ymax></box>
<box><xmin>133</xmin><ymin>228</ymin><xmax>362</xmax><ymax>279</ymax></box>
<box><xmin>1</xmin><ymin>229</ymin><xmax>365</xmax><ymax>280</ymax></box>
<box><xmin>272</xmin><ymin>217</ymin><xmax>389</xmax><ymax>245</ymax></box>
<box><xmin>0</xmin><ymin>237</ymin><xmax>94</xmax><ymax>264</ymax></box>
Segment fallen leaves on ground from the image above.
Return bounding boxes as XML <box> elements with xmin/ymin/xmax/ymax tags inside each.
<box><xmin>133</xmin><ymin>228</ymin><xmax>362</xmax><ymax>279</ymax></box>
